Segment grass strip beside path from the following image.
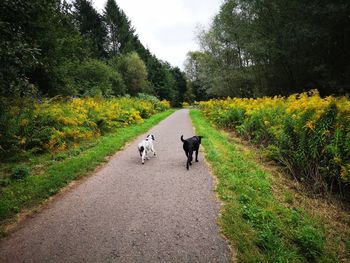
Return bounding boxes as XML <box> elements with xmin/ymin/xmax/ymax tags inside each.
<box><xmin>190</xmin><ymin>109</ymin><xmax>336</xmax><ymax>262</ymax></box>
<box><xmin>0</xmin><ymin>109</ymin><xmax>175</xmax><ymax>233</ymax></box>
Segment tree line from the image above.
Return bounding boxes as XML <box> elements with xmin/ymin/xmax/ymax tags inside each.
<box><xmin>185</xmin><ymin>0</ymin><xmax>350</xmax><ymax>100</ymax></box>
<box><xmin>0</xmin><ymin>0</ymin><xmax>188</xmax><ymax>106</ymax></box>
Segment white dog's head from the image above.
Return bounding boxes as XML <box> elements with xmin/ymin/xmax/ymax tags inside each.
<box><xmin>146</xmin><ymin>134</ymin><xmax>155</xmax><ymax>141</ymax></box>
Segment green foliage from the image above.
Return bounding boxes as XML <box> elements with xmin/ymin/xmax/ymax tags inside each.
<box><xmin>72</xmin><ymin>59</ymin><xmax>126</xmax><ymax>96</ymax></box>
<box><xmin>186</xmin><ymin>0</ymin><xmax>350</xmax><ymax>98</ymax></box>
<box><xmin>1</xmin><ymin>0</ymin><xmax>188</xmax><ymax>105</ymax></box>
<box><xmin>293</xmin><ymin>225</ymin><xmax>325</xmax><ymax>261</ymax></box>
<box><xmin>170</xmin><ymin>67</ymin><xmax>187</xmax><ymax>106</ymax></box>
<box><xmin>115</xmin><ymin>52</ymin><xmax>148</xmax><ymax>96</ymax></box>
<box><xmin>52</xmin><ymin>153</ymin><xmax>68</xmax><ymax>161</ymax></box>
<box><xmin>11</xmin><ymin>166</ymin><xmax>30</xmax><ymax>180</ymax></box>
<box><xmin>198</xmin><ymin>93</ymin><xmax>350</xmax><ymax>193</ymax></box>
<box><xmin>237</xmin><ymin>107</ymin><xmax>284</xmax><ymax>145</ymax></box>
<box><xmin>0</xmin><ymin>96</ymin><xmax>170</xmax><ymax>161</ymax></box>
<box><xmin>73</xmin><ymin>0</ymin><xmax>107</xmax><ymax>58</ymax></box>
<box><xmin>103</xmin><ymin>0</ymin><xmax>135</xmax><ymax>56</ymax></box>
<box><xmin>278</xmin><ymin>104</ymin><xmax>340</xmax><ymax>191</ymax></box>
<box><xmin>0</xmin><ymin>178</ymin><xmax>10</xmax><ymax>187</ymax></box>
<box><xmin>190</xmin><ymin>109</ymin><xmax>336</xmax><ymax>262</ymax></box>
<box><xmin>0</xmin><ymin>109</ymin><xmax>174</xmax><ymax>230</ymax></box>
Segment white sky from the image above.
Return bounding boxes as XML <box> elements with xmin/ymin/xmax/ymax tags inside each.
<box><xmin>91</xmin><ymin>0</ymin><xmax>223</xmax><ymax>69</ymax></box>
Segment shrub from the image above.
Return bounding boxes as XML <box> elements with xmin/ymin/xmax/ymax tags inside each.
<box><xmin>0</xmin><ymin>177</ymin><xmax>11</xmax><ymax>187</ymax></box>
<box><xmin>0</xmin><ymin>96</ymin><xmax>170</xmax><ymax>160</ymax></box>
<box><xmin>11</xmin><ymin>166</ymin><xmax>30</xmax><ymax>180</ymax></box>
<box><xmin>197</xmin><ymin>90</ymin><xmax>350</xmax><ymax>193</ymax></box>
<box><xmin>182</xmin><ymin>102</ymin><xmax>190</xmax><ymax>108</ymax></box>
<box><xmin>72</xmin><ymin>59</ymin><xmax>126</xmax><ymax>97</ymax></box>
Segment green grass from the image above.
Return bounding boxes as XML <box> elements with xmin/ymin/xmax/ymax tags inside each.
<box><xmin>0</xmin><ymin>109</ymin><xmax>175</xmax><ymax>233</ymax></box>
<box><xmin>190</xmin><ymin>109</ymin><xmax>337</xmax><ymax>262</ymax></box>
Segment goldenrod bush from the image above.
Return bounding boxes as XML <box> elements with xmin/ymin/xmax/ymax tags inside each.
<box><xmin>0</xmin><ymin>96</ymin><xmax>170</xmax><ymax>159</ymax></box>
<box><xmin>197</xmin><ymin>90</ymin><xmax>350</xmax><ymax>191</ymax></box>
<box><xmin>182</xmin><ymin>102</ymin><xmax>190</xmax><ymax>108</ymax></box>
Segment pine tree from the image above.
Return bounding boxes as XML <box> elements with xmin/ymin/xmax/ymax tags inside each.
<box><xmin>103</xmin><ymin>0</ymin><xmax>135</xmax><ymax>56</ymax></box>
<box><xmin>73</xmin><ymin>0</ymin><xmax>107</xmax><ymax>58</ymax></box>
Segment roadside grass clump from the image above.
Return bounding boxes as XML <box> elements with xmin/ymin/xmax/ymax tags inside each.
<box><xmin>190</xmin><ymin>109</ymin><xmax>336</xmax><ymax>262</ymax></box>
<box><xmin>0</xmin><ymin>109</ymin><xmax>174</xmax><ymax>234</ymax></box>
<box><xmin>10</xmin><ymin>166</ymin><xmax>30</xmax><ymax>180</ymax></box>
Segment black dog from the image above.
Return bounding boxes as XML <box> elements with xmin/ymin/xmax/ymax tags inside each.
<box><xmin>181</xmin><ymin>135</ymin><xmax>203</xmax><ymax>170</ymax></box>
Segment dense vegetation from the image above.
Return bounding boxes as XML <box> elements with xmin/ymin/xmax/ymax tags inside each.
<box><xmin>185</xmin><ymin>0</ymin><xmax>350</xmax><ymax>100</ymax></box>
<box><xmin>190</xmin><ymin>109</ymin><xmax>349</xmax><ymax>262</ymax></box>
<box><xmin>0</xmin><ymin>95</ymin><xmax>169</xmax><ymax>161</ymax></box>
<box><xmin>0</xmin><ymin>0</ymin><xmax>182</xmax><ymax>233</ymax></box>
<box><xmin>197</xmin><ymin>90</ymin><xmax>350</xmax><ymax>195</ymax></box>
<box><xmin>0</xmin><ymin>0</ymin><xmax>187</xmax><ymax>103</ymax></box>
<box><xmin>0</xmin><ymin>109</ymin><xmax>174</xmax><ymax>230</ymax></box>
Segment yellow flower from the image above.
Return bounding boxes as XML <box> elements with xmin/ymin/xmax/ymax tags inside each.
<box><xmin>20</xmin><ymin>119</ymin><xmax>29</xmax><ymax>126</ymax></box>
<box><xmin>305</xmin><ymin>120</ymin><xmax>315</xmax><ymax>130</ymax></box>
<box><xmin>333</xmin><ymin>156</ymin><xmax>341</xmax><ymax>164</ymax></box>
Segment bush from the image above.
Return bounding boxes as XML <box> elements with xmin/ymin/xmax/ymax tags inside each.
<box><xmin>11</xmin><ymin>166</ymin><xmax>30</xmax><ymax>180</ymax></box>
<box><xmin>0</xmin><ymin>177</ymin><xmax>11</xmax><ymax>187</ymax></box>
<box><xmin>197</xmin><ymin>90</ymin><xmax>350</xmax><ymax>193</ymax></box>
<box><xmin>71</xmin><ymin>59</ymin><xmax>126</xmax><ymax>97</ymax></box>
<box><xmin>0</xmin><ymin>96</ymin><xmax>170</xmax><ymax>160</ymax></box>
<box><xmin>182</xmin><ymin>102</ymin><xmax>190</xmax><ymax>108</ymax></box>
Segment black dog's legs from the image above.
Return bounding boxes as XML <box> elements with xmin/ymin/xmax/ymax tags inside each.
<box><xmin>186</xmin><ymin>150</ymin><xmax>193</xmax><ymax>170</ymax></box>
<box><xmin>188</xmin><ymin>150</ymin><xmax>193</xmax><ymax>166</ymax></box>
<box><xmin>195</xmin><ymin>150</ymin><xmax>199</xmax><ymax>162</ymax></box>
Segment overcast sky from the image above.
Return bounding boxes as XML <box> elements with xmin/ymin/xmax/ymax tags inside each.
<box><xmin>91</xmin><ymin>0</ymin><xmax>223</xmax><ymax>69</ymax></box>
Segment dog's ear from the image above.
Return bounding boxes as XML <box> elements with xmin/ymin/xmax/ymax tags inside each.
<box><xmin>152</xmin><ymin>135</ymin><xmax>155</xmax><ymax>140</ymax></box>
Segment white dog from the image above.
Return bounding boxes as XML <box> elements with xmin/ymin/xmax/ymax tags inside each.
<box><xmin>138</xmin><ymin>134</ymin><xmax>156</xmax><ymax>164</ymax></box>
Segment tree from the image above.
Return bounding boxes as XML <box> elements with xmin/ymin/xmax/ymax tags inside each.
<box><xmin>104</xmin><ymin>0</ymin><xmax>120</xmax><ymax>55</ymax></box>
<box><xmin>103</xmin><ymin>0</ymin><xmax>136</xmax><ymax>56</ymax></box>
<box><xmin>73</xmin><ymin>0</ymin><xmax>107</xmax><ymax>58</ymax></box>
<box><xmin>0</xmin><ymin>0</ymin><xmax>92</xmax><ymax>97</ymax></box>
<box><xmin>116</xmin><ymin>52</ymin><xmax>148</xmax><ymax>96</ymax></box>
<box><xmin>190</xmin><ymin>0</ymin><xmax>350</xmax><ymax>98</ymax></box>
<box><xmin>69</xmin><ymin>59</ymin><xmax>125</xmax><ymax>97</ymax></box>
<box><xmin>170</xmin><ymin>67</ymin><xmax>187</xmax><ymax>106</ymax></box>
<box><xmin>184</xmin><ymin>51</ymin><xmax>212</xmax><ymax>100</ymax></box>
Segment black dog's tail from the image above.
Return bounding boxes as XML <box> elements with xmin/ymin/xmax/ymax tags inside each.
<box><xmin>181</xmin><ymin>135</ymin><xmax>185</xmax><ymax>142</ymax></box>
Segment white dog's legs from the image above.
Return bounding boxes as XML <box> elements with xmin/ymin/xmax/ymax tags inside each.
<box><xmin>151</xmin><ymin>145</ymin><xmax>156</xmax><ymax>156</ymax></box>
<box><xmin>141</xmin><ymin>150</ymin><xmax>146</xmax><ymax>164</ymax></box>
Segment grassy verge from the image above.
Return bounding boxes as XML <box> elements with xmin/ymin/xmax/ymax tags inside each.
<box><xmin>0</xmin><ymin>109</ymin><xmax>175</xmax><ymax>234</ymax></box>
<box><xmin>190</xmin><ymin>109</ymin><xmax>337</xmax><ymax>262</ymax></box>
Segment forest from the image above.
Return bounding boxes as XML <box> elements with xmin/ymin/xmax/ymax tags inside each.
<box><xmin>2</xmin><ymin>0</ymin><xmax>349</xmax><ymax>104</ymax></box>
<box><xmin>185</xmin><ymin>0</ymin><xmax>350</xmax><ymax>100</ymax></box>
<box><xmin>0</xmin><ymin>0</ymin><xmax>187</xmax><ymax>104</ymax></box>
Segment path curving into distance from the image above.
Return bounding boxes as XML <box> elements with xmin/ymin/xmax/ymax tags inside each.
<box><xmin>0</xmin><ymin>109</ymin><xmax>230</xmax><ymax>263</ymax></box>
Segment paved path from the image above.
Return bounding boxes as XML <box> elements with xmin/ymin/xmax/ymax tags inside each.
<box><xmin>0</xmin><ymin>109</ymin><xmax>230</xmax><ymax>263</ymax></box>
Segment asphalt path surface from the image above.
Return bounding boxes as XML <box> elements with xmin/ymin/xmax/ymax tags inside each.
<box><xmin>0</xmin><ymin>109</ymin><xmax>230</xmax><ymax>263</ymax></box>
